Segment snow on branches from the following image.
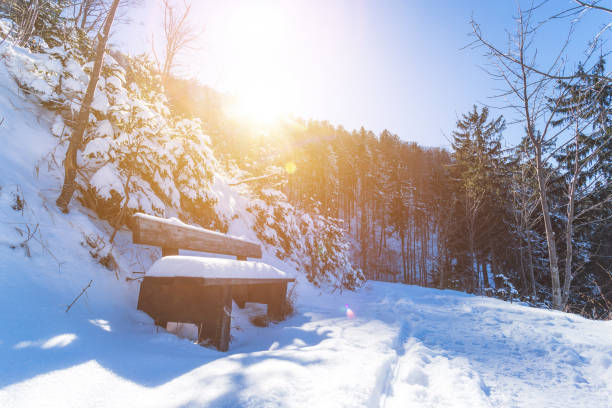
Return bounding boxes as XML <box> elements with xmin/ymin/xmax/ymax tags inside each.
<box><xmin>249</xmin><ymin>188</ymin><xmax>364</xmax><ymax>289</ymax></box>
<box><xmin>1</xmin><ymin>36</ymin><xmax>362</xmax><ymax>290</ymax></box>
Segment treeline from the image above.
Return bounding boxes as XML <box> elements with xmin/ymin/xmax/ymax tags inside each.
<box><xmin>199</xmin><ymin>99</ymin><xmax>611</xmax><ymax>317</ymax></box>
<box><xmin>172</xmin><ymin>63</ymin><xmax>610</xmax><ymax>318</ymax></box>
<box><xmin>183</xmin><ymin>4</ymin><xmax>612</xmax><ymax>318</ymax></box>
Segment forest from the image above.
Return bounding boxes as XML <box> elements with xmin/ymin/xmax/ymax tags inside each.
<box><xmin>173</xmin><ymin>12</ymin><xmax>612</xmax><ymax>318</ymax></box>
<box><xmin>1</xmin><ymin>0</ymin><xmax>611</xmax><ymax>320</ymax></box>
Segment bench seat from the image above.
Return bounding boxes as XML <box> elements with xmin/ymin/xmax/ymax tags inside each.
<box><xmin>148</xmin><ymin>256</ymin><xmax>295</xmax><ymax>281</ymax></box>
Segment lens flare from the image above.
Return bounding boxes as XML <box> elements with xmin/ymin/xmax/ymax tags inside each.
<box><xmin>345</xmin><ymin>304</ymin><xmax>355</xmax><ymax>319</ymax></box>
<box><xmin>285</xmin><ymin>161</ymin><xmax>297</xmax><ymax>174</ymax></box>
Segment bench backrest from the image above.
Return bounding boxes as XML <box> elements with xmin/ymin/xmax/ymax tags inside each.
<box><xmin>131</xmin><ymin>213</ymin><xmax>262</xmax><ymax>260</ymax></box>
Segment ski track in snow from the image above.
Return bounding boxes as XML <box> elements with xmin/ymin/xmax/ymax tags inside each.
<box><xmin>375</xmin><ymin>289</ymin><xmax>611</xmax><ymax>408</ymax></box>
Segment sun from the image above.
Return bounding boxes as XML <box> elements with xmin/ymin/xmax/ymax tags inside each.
<box><xmin>227</xmin><ymin>85</ymin><xmax>286</xmax><ymax>126</ymax></box>
<box><xmin>212</xmin><ymin>3</ymin><xmax>299</xmax><ymax>127</ymax></box>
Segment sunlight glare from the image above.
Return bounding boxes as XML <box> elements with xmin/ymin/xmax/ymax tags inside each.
<box><xmin>216</xmin><ymin>3</ymin><xmax>299</xmax><ymax>126</ymax></box>
<box><xmin>345</xmin><ymin>304</ymin><xmax>355</xmax><ymax>319</ymax></box>
<box><xmin>285</xmin><ymin>161</ymin><xmax>297</xmax><ymax>174</ymax></box>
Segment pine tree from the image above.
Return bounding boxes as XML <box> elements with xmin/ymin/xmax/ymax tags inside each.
<box><xmin>451</xmin><ymin>106</ymin><xmax>506</xmax><ymax>292</ymax></box>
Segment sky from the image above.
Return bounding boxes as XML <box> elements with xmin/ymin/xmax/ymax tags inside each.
<box><xmin>114</xmin><ymin>0</ymin><xmax>611</xmax><ymax>148</ymax></box>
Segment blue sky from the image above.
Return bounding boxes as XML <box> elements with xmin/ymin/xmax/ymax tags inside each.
<box><xmin>115</xmin><ymin>1</ymin><xmax>610</xmax><ymax>148</ymax></box>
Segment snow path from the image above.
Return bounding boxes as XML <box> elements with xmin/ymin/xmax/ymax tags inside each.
<box><xmin>378</xmin><ymin>288</ymin><xmax>611</xmax><ymax>408</ymax></box>
<box><xmin>1</xmin><ymin>278</ymin><xmax>611</xmax><ymax>408</ymax></box>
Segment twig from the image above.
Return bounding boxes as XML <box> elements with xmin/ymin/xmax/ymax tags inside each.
<box><xmin>229</xmin><ymin>172</ymin><xmax>282</xmax><ymax>186</ymax></box>
<box><xmin>66</xmin><ymin>280</ymin><xmax>93</xmax><ymax>313</ymax></box>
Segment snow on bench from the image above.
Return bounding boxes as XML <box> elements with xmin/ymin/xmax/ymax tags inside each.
<box><xmin>147</xmin><ymin>255</ymin><xmax>294</xmax><ymax>283</ymax></box>
<box><xmin>131</xmin><ymin>213</ymin><xmax>295</xmax><ymax>351</ymax></box>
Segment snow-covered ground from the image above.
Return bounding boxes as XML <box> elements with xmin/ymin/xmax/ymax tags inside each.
<box><xmin>0</xmin><ymin>39</ymin><xmax>611</xmax><ymax>408</ymax></box>
<box><xmin>2</xmin><ymin>275</ymin><xmax>611</xmax><ymax>408</ymax></box>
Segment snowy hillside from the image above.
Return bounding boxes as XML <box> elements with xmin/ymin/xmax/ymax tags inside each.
<box><xmin>2</xmin><ymin>276</ymin><xmax>611</xmax><ymax>408</ymax></box>
<box><xmin>0</xmin><ymin>20</ymin><xmax>611</xmax><ymax>408</ymax></box>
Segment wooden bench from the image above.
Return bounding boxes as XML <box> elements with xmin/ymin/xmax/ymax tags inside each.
<box><xmin>131</xmin><ymin>213</ymin><xmax>295</xmax><ymax>351</ymax></box>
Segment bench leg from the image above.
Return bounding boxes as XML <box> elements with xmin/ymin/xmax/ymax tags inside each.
<box><xmin>138</xmin><ymin>277</ymin><xmax>172</xmax><ymax>328</ymax></box>
<box><xmin>232</xmin><ymin>284</ymin><xmax>247</xmax><ymax>309</ymax></box>
<box><xmin>216</xmin><ymin>285</ymin><xmax>232</xmax><ymax>351</ymax></box>
<box><xmin>196</xmin><ymin>285</ymin><xmax>232</xmax><ymax>351</ymax></box>
<box><xmin>267</xmin><ymin>281</ymin><xmax>288</xmax><ymax>322</ymax></box>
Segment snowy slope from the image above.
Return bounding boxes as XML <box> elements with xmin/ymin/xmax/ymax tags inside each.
<box><xmin>1</xmin><ymin>280</ymin><xmax>611</xmax><ymax>408</ymax></box>
<box><xmin>0</xmin><ymin>40</ymin><xmax>611</xmax><ymax>408</ymax></box>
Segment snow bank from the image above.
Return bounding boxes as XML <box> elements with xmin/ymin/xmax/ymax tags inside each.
<box><xmin>147</xmin><ymin>255</ymin><xmax>294</xmax><ymax>280</ymax></box>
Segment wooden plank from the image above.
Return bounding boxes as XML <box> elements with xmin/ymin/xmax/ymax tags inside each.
<box><xmin>201</xmin><ymin>278</ymin><xmax>295</xmax><ymax>286</ymax></box>
<box><xmin>132</xmin><ymin>213</ymin><xmax>262</xmax><ymax>259</ymax></box>
<box><xmin>162</xmin><ymin>247</ymin><xmax>178</xmax><ymax>257</ymax></box>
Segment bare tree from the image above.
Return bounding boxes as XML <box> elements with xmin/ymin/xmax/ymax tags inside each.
<box><xmin>152</xmin><ymin>0</ymin><xmax>201</xmax><ymax>84</ymax></box>
<box><xmin>471</xmin><ymin>4</ymin><xmax>612</xmax><ymax>310</ymax></box>
<box><xmin>56</xmin><ymin>0</ymin><xmax>120</xmax><ymax>213</ymax></box>
<box><xmin>67</xmin><ymin>0</ymin><xmax>137</xmax><ymax>34</ymax></box>
<box><xmin>488</xmin><ymin>1</ymin><xmax>612</xmax><ymax>84</ymax></box>
<box><xmin>510</xmin><ymin>145</ymin><xmax>540</xmax><ymax>300</ymax></box>
<box><xmin>0</xmin><ymin>0</ymin><xmax>42</xmax><ymax>46</ymax></box>
<box><xmin>71</xmin><ymin>0</ymin><xmax>109</xmax><ymax>33</ymax></box>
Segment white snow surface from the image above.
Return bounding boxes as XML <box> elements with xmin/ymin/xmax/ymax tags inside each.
<box><xmin>147</xmin><ymin>255</ymin><xmax>294</xmax><ymax>280</ymax></box>
<box><xmin>0</xmin><ymin>40</ymin><xmax>611</xmax><ymax>408</ymax></box>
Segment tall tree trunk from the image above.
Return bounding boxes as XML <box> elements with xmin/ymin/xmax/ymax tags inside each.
<box><xmin>411</xmin><ymin>219</ymin><xmax>416</xmax><ymax>284</ymax></box>
<box><xmin>56</xmin><ymin>0</ymin><xmax>121</xmax><ymax>213</ymax></box>
<box><xmin>526</xmin><ymin>236</ymin><xmax>537</xmax><ymax>299</ymax></box>
<box><xmin>378</xmin><ymin>211</ymin><xmax>384</xmax><ymax>257</ymax></box>
<box><xmin>518</xmin><ymin>245</ymin><xmax>528</xmax><ymax>295</ymax></box>
<box><xmin>468</xmin><ymin>213</ymin><xmax>477</xmax><ymax>293</ymax></box>
<box><xmin>516</xmin><ymin>23</ymin><xmax>563</xmax><ymax>309</ymax></box>
<box><xmin>400</xmin><ymin>230</ymin><xmax>406</xmax><ymax>283</ymax></box>
<box><xmin>483</xmin><ymin>257</ymin><xmax>490</xmax><ymax>288</ymax></box>
<box><xmin>534</xmin><ymin>149</ymin><xmax>563</xmax><ymax>309</ymax></box>
<box><xmin>561</xmin><ymin>173</ymin><xmax>578</xmax><ymax>307</ymax></box>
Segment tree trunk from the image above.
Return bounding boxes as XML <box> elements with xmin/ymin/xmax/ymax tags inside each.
<box><xmin>483</xmin><ymin>257</ymin><xmax>490</xmax><ymax>288</ymax></box>
<box><xmin>518</xmin><ymin>245</ymin><xmax>528</xmax><ymax>295</ymax></box>
<box><xmin>526</xmin><ymin>237</ymin><xmax>537</xmax><ymax>299</ymax></box>
<box><xmin>56</xmin><ymin>0</ymin><xmax>121</xmax><ymax>213</ymax></box>
<box><xmin>561</xmin><ymin>175</ymin><xmax>577</xmax><ymax>307</ymax></box>
<box><xmin>468</xmin><ymin>214</ymin><xmax>477</xmax><ymax>293</ymax></box>
<box><xmin>400</xmin><ymin>230</ymin><xmax>406</xmax><ymax>283</ymax></box>
<box><xmin>534</xmin><ymin>151</ymin><xmax>563</xmax><ymax>310</ymax></box>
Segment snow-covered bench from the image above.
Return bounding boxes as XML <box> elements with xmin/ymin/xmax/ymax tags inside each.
<box><xmin>131</xmin><ymin>213</ymin><xmax>295</xmax><ymax>351</ymax></box>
